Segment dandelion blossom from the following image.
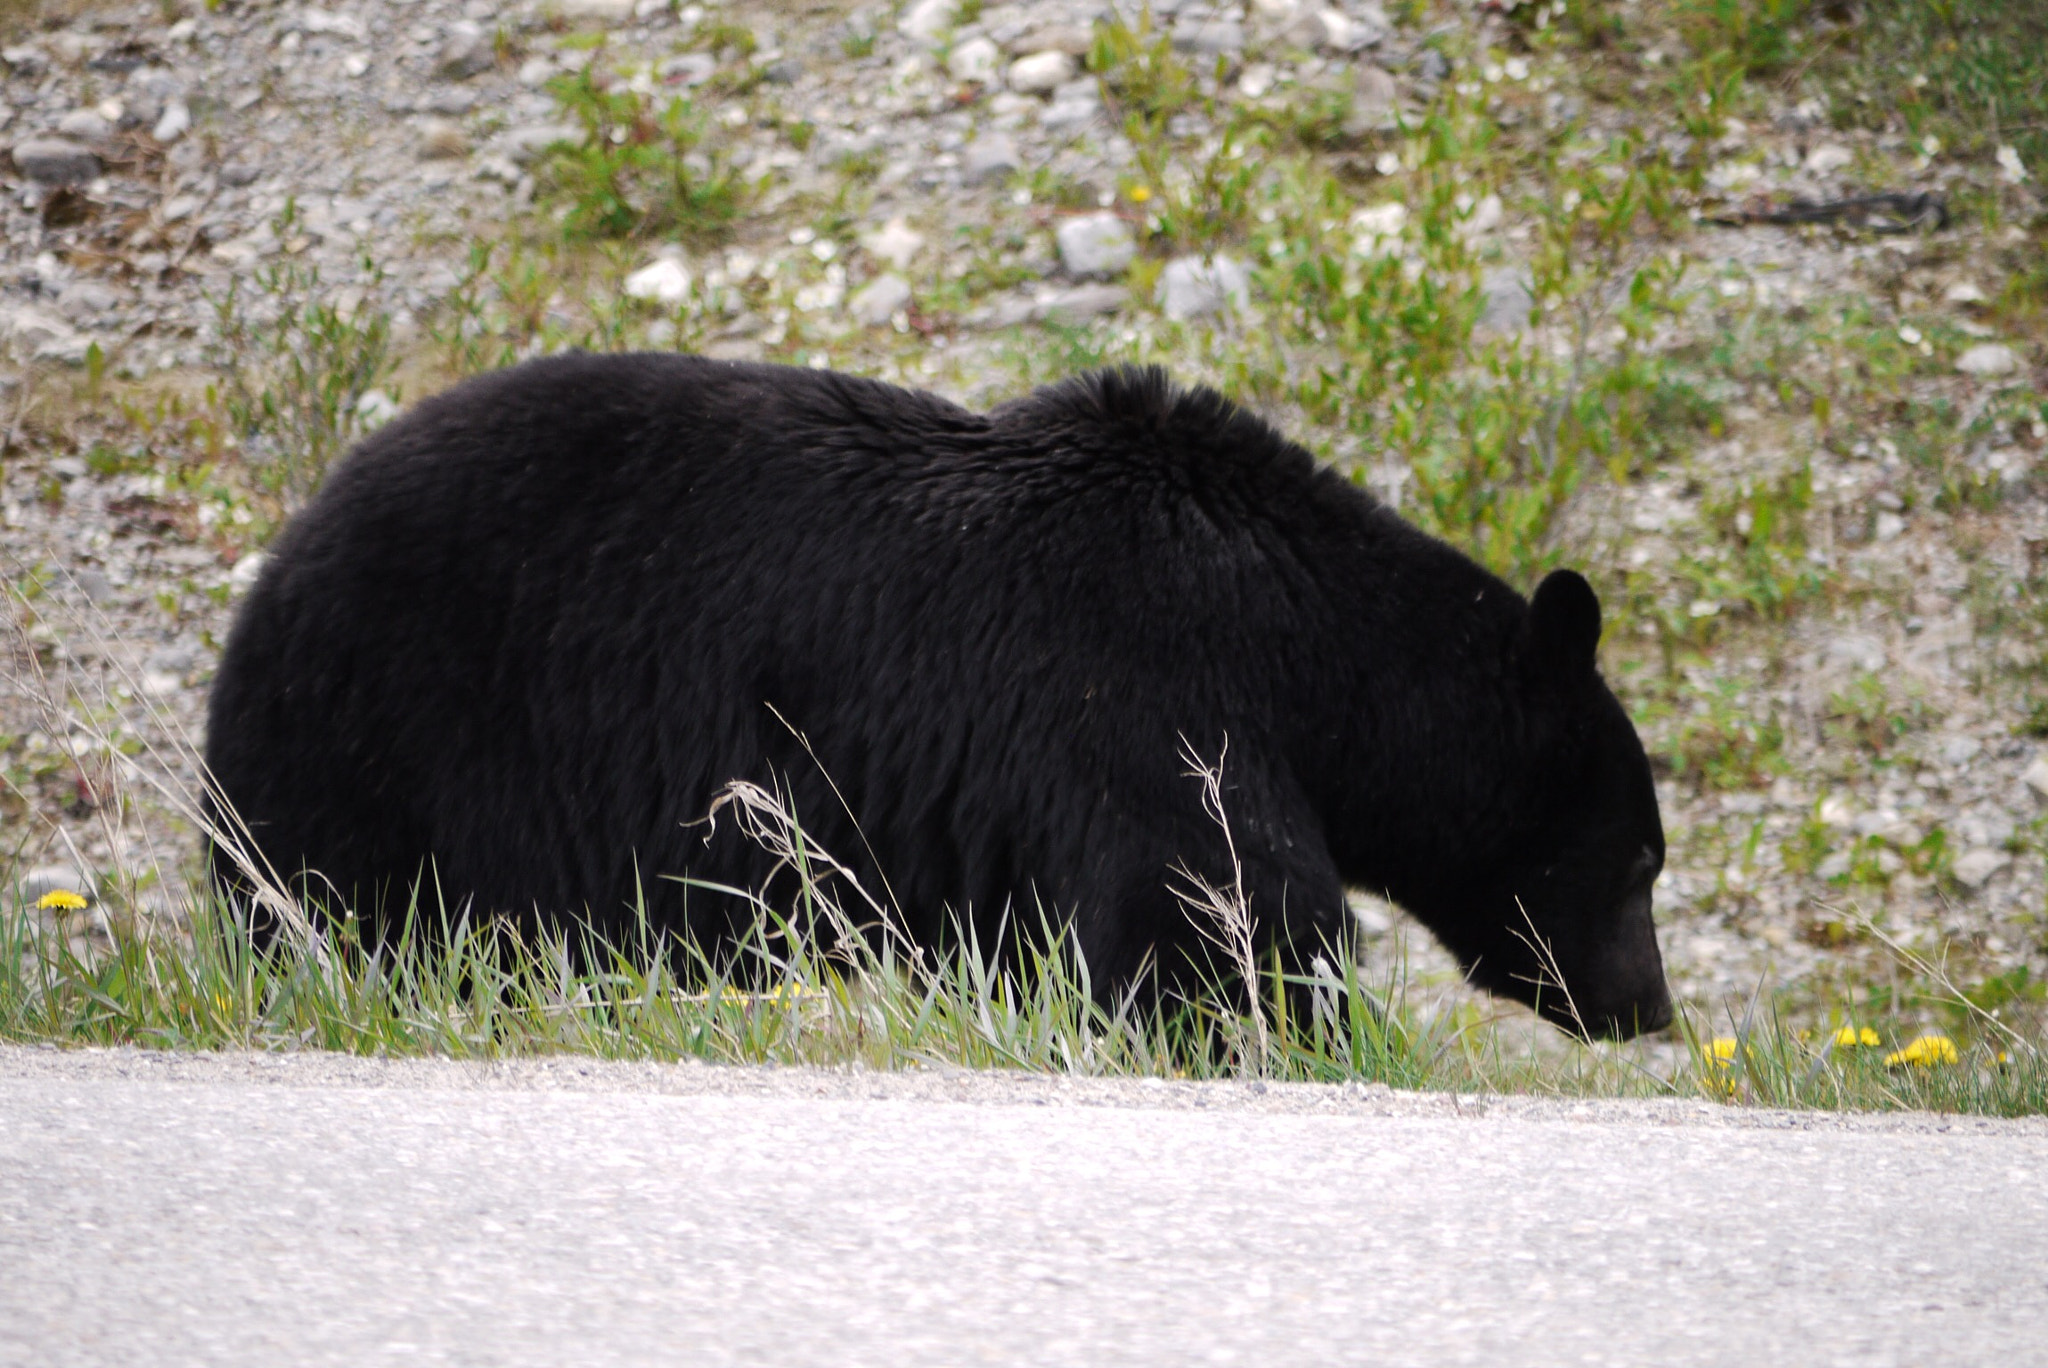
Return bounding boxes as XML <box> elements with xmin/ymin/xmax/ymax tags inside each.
<box><xmin>1833</xmin><ymin>1026</ymin><xmax>1881</xmax><ymax>1048</ymax></box>
<box><xmin>1128</xmin><ymin>185</ymin><xmax>1153</xmax><ymax>203</ymax></box>
<box><xmin>35</xmin><ymin>889</ymin><xmax>88</xmax><ymax>911</ymax></box>
<box><xmin>1884</xmin><ymin>1035</ymin><xmax>1958</xmax><ymax>1068</ymax></box>
<box><xmin>1707</xmin><ymin>1037</ymin><xmax>1739</xmax><ymax>1063</ymax></box>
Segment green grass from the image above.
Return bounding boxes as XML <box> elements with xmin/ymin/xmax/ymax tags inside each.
<box><xmin>9</xmin><ymin>873</ymin><xmax>2045</xmax><ymax>1114</ymax></box>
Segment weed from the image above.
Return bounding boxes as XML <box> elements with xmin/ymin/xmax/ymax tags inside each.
<box><xmin>204</xmin><ymin>220</ymin><xmax>396</xmax><ymax>508</ymax></box>
<box><xmin>541</xmin><ymin>63</ymin><xmax>745</xmax><ymax>241</ymax></box>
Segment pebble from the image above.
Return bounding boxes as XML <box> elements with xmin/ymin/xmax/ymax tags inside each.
<box><xmin>151</xmin><ymin>100</ymin><xmax>190</xmax><ymax>143</ymax></box>
<box><xmin>436</xmin><ymin>22</ymin><xmax>495</xmax><ymax>81</ymax></box>
<box><xmin>961</xmin><ymin>131</ymin><xmax>1019</xmax><ymax>187</ymax></box>
<box><xmin>861</xmin><ymin>217</ymin><xmax>926</xmax><ymax>270</ymax></box>
<box><xmin>502</xmin><ymin>123</ymin><xmax>581</xmax><ymax>165</ymax></box>
<box><xmin>1034</xmin><ymin>283</ymin><xmax>1126</xmax><ymax>324</ymax></box>
<box><xmin>0</xmin><ymin>303</ymin><xmax>90</xmax><ymax>363</ymax></box>
<box><xmin>847</xmin><ymin>273</ymin><xmax>912</xmax><ymax>327</ymax></box>
<box><xmin>1955</xmin><ymin>343</ymin><xmax>2020</xmax><ymax>377</ymax></box>
<box><xmin>1055</xmin><ymin>211</ymin><xmax>1136</xmax><ymax>279</ymax></box>
<box><xmin>624</xmin><ymin>258</ymin><xmax>691</xmax><ymax>305</ymax></box>
<box><xmin>10</xmin><ymin>136</ymin><xmax>100</xmax><ymax>184</ymax></box>
<box><xmin>1157</xmin><ymin>254</ymin><xmax>1251</xmax><ymax>321</ymax></box>
<box><xmin>1805</xmin><ymin>144</ymin><xmax>1853</xmax><ymax>175</ymax></box>
<box><xmin>898</xmin><ymin>0</ymin><xmax>957</xmax><ymax>46</ymax></box>
<box><xmin>1007</xmin><ymin>50</ymin><xmax>1075</xmax><ymax>96</ymax></box>
<box><xmin>2024</xmin><ymin>756</ymin><xmax>2048</xmax><ymax>800</ymax></box>
<box><xmin>947</xmin><ymin>36</ymin><xmax>1000</xmax><ymax>84</ymax></box>
<box><xmin>228</xmin><ymin>552</ymin><xmax>268</xmax><ymax>596</ymax></box>
<box><xmin>557</xmin><ymin>0</ymin><xmax>636</xmax><ymax>25</ymax></box>
<box><xmin>1954</xmin><ymin>847</ymin><xmax>2011</xmax><ymax>889</ymax></box>
<box><xmin>1172</xmin><ymin>20</ymin><xmax>1244</xmax><ymax>56</ymax></box>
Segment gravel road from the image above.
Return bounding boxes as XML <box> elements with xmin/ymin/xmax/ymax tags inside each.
<box><xmin>2</xmin><ymin>1046</ymin><xmax>2043</xmax><ymax>1366</ymax></box>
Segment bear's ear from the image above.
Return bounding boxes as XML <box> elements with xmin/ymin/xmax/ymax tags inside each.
<box><xmin>1526</xmin><ymin>569</ymin><xmax>1602</xmax><ymax>674</ymax></box>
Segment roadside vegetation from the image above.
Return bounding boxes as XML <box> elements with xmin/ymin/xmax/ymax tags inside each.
<box><xmin>7</xmin><ymin>0</ymin><xmax>2048</xmax><ymax>1112</ymax></box>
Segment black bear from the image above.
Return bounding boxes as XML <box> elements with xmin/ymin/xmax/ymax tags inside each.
<box><xmin>205</xmin><ymin>357</ymin><xmax>1671</xmax><ymax>1039</ymax></box>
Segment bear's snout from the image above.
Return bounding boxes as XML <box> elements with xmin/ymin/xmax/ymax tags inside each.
<box><xmin>1573</xmin><ymin>879</ymin><xmax>1672</xmax><ymax>1041</ymax></box>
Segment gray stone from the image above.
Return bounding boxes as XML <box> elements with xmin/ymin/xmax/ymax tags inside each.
<box><xmin>1952</xmin><ymin>847</ymin><xmax>2011</xmax><ymax>889</ymax></box>
<box><xmin>898</xmin><ymin>0</ymin><xmax>957</xmax><ymax>46</ymax></box>
<box><xmin>11</xmin><ymin>136</ymin><xmax>99</xmax><ymax>185</ymax></box>
<box><xmin>436</xmin><ymin>22</ymin><xmax>495</xmax><ymax>80</ymax></box>
<box><xmin>55</xmin><ymin>108</ymin><xmax>112</xmax><ymax>144</ymax></box>
<box><xmin>1035</xmin><ymin>283</ymin><xmax>1126</xmax><ymax>323</ymax></box>
<box><xmin>961</xmin><ymin>131</ymin><xmax>1019</xmax><ymax>187</ymax></box>
<box><xmin>426</xmin><ymin>87</ymin><xmax>478</xmax><ymax>116</ymax></box>
<box><xmin>1157</xmin><ymin>254</ymin><xmax>1251</xmax><ymax>320</ymax></box>
<box><xmin>1055</xmin><ymin>211</ymin><xmax>1136</xmax><ymax>278</ymax></box>
<box><xmin>761</xmin><ymin>58</ymin><xmax>804</xmax><ymax>85</ymax></box>
<box><xmin>503</xmin><ymin>123</ymin><xmax>582</xmax><ymax>165</ymax></box>
<box><xmin>947</xmin><ymin>36</ymin><xmax>1000</xmax><ymax>84</ymax></box>
<box><xmin>1476</xmin><ymin>267</ymin><xmax>1532</xmax><ymax>335</ymax></box>
<box><xmin>151</xmin><ymin>99</ymin><xmax>190</xmax><ymax>143</ymax></box>
<box><xmin>1007</xmin><ymin>50</ymin><xmax>1075</xmax><ymax>95</ymax></box>
<box><xmin>1344</xmin><ymin>64</ymin><xmax>1398</xmax><ymax>134</ymax></box>
<box><xmin>1956</xmin><ymin>343</ymin><xmax>2020</xmax><ymax>378</ymax></box>
<box><xmin>557</xmin><ymin>0</ymin><xmax>636</xmax><ymax>24</ymax></box>
<box><xmin>0</xmin><ymin>303</ymin><xmax>91</xmax><ymax>363</ymax></box>
<box><xmin>847</xmin><ymin>273</ymin><xmax>912</xmax><ymax>326</ymax></box>
<box><xmin>1171</xmin><ymin>20</ymin><xmax>1244</xmax><ymax>55</ymax></box>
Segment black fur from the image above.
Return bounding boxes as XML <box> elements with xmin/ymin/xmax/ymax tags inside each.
<box><xmin>206</xmin><ymin>356</ymin><xmax>1671</xmax><ymax>1038</ymax></box>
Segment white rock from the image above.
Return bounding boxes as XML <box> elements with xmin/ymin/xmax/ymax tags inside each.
<box><xmin>1953</xmin><ymin>847</ymin><xmax>2011</xmax><ymax>889</ymax></box>
<box><xmin>57</xmin><ymin>107</ymin><xmax>112</xmax><ymax>143</ymax></box>
<box><xmin>1314</xmin><ymin>5</ymin><xmax>1382</xmax><ymax>52</ymax></box>
<box><xmin>1157</xmin><ymin>254</ymin><xmax>1250</xmax><ymax>320</ymax></box>
<box><xmin>1944</xmin><ymin>280</ymin><xmax>1986</xmax><ymax>305</ymax></box>
<box><xmin>1956</xmin><ymin>342</ymin><xmax>2020</xmax><ymax>377</ymax></box>
<box><xmin>557</xmin><ymin>0</ymin><xmax>636</xmax><ymax>25</ymax></box>
<box><xmin>860</xmin><ymin>217</ymin><xmax>926</xmax><ymax>270</ymax></box>
<box><xmin>1033</xmin><ymin>283</ymin><xmax>1126</xmax><ymax>324</ymax></box>
<box><xmin>0</xmin><ymin>303</ymin><xmax>90</xmax><ymax>363</ymax></box>
<box><xmin>898</xmin><ymin>0</ymin><xmax>957</xmax><ymax>46</ymax></box>
<box><xmin>151</xmin><ymin>99</ymin><xmax>189</xmax><ymax>143</ymax></box>
<box><xmin>1348</xmin><ymin>201</ymin><xmax>1406</xmax><ymax>255</ymax></box>
<box><xmin>1007</xmin><ymin>50</ymin><xmax>1075</xmax><ymax>95</ymax></box>
<box><xmin>228</xmin><ymin>551</ymin><xmax>268</xmax><ymax>595</ymax></box>
<box><xmin>2025</xmin><ymin>755</ymin><xmax>2048</xmax><ymax>799</ymax></box>
<box><xmin>299</xmin><ymin>8</ymin><xmax>366</xmax><ymax>38</ymax></box>
<box><xmin>625</xmin><ymin>258</ymin><xmax>692</xmax><ymax>304</ymax></box>
<box><xmin>847</xmin><ymin>273</ymin><xmax>912</xmax><ymax>327</ymax></box>
<box><xmin>354</xmin><ymin>389</ymin><xmax>401</xmax><ymax>429</ymax></box>
<box><xmin>960</xmin><ymin>131</ymin><xmax>1018</xmax><ymax>186</ymax></box>
<box><xmin>1804</xmin><ymin>143</ymin><xmax>1852</xmax><ymax>175</ymax></box>
<box><xmin>1055</xmin><ymin>211</ymin><xmax>1136</xmax><ymax>278</ymax></box>
<box><xmin>947</xmin><ymin>36</ymin><xmax>1000</xmax><ymax>83</ymax></box>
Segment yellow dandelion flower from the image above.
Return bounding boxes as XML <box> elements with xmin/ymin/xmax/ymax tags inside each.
<box><xmin>35</xmin><ymin>889</ymin><xmax>88</xmax><ymax>911</ymax></box>
<box><xmin>1128</xmin><ymin>185</ymin><xmax>1153</xmax><ymax>203</ymax></box>
<box><xmin>1833</xmin><ymin>1026</ymin><xmax>1881</xmax><ymax>1048</ymax></box>
<box><xmin>1884</xmin><ymin>1034</ymin><xmax>1958</xmax><ymax>1068</ymax></box>
<box><xmin>1707</xmin><ymin>1036</ymin><xmax>1739</xmax><ymax>1063</ymax></box>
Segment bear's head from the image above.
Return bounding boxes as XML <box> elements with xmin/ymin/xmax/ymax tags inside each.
<box><xmin>1423</xmin><ymin>570</ymin><xmax>1672</xmax><ymax>1041</ymax></box>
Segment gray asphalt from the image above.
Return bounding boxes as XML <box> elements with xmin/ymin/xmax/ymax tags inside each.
<box><xmin>2</xmin><ymin>1048</ymin><xmax>2045</xmax><ymax>1366</ymax></box>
